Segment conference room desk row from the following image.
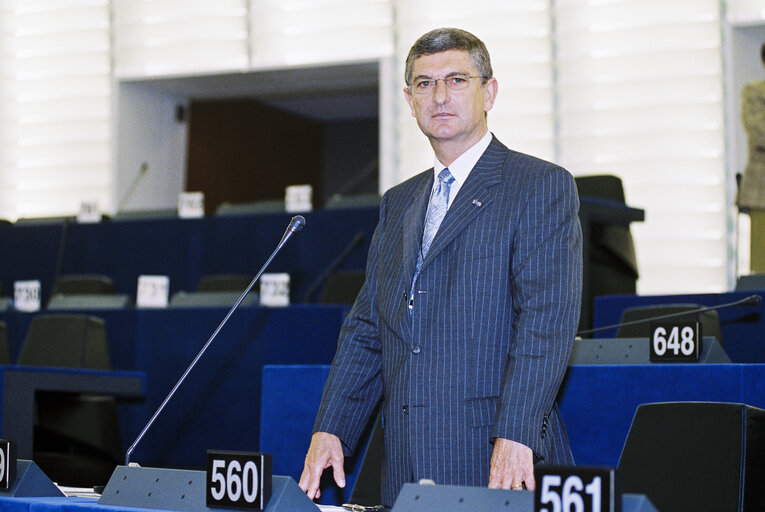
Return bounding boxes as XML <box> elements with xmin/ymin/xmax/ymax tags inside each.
<box><xmin>0</xmin><ymin>208</ymin><xmax>379</xmax><ymax>303</ymax></box>
<box><xmin>0</xmin><ymin>199</ymin><xmax>642</xmax><ymax>326</ymax></box>
<box><xmin>0</xmin><ymin>304</ymin><xmax>349</xmax><ymax>469</ymax></box>
<box><xmin>261</xmin><ymin>363</ymin><xmax>765</xmax><ymax>505</ymax></box>
<box><xmin>593</xmin><ymin>290</ymin><xmax>765</xmax><ymax>362</ymax></box>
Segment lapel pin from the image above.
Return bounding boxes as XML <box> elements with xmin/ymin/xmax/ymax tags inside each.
<box><xmin>472</xmin><ymin>199</ymin><xmax>482</xmax><ymax>207</ymax></box>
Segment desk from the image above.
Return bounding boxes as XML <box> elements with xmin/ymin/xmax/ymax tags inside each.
<box><xmin>0</xmin><ymin>366</ymin><xmax>145</xmax><ymax>459</ymax></box>
<box><xmin>260</xmin><ymin>363</ymin><xmax>765</xmax><ymax>503</ymax></box>
<box><xmin>0</xmin><ymin>200</ymin><xmax>641</xmax><ymax>315</ymax></box>
<box><xmin>0</xmin><ymin>305</ymin><xmax>347</xmax><ymax>469</ymax></box>
<box><xmin>0</xmin><ymin>209</ymin><xmax>379</xmax><ymax>303</ymax></box>
<box><xmin>0</xmin><ymin>496</ymin><xmax>151</xmax><ymax>512</ymax></box>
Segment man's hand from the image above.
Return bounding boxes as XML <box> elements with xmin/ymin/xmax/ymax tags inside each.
<box><xmin>298</xmin><ymin>432</ymin><xmax>346</xmax><ymax>500</ymax></box>
<box><xmin>488</xmin><ymin>438</ymin><xmax>535</xmax><ymax>491</ymax></box>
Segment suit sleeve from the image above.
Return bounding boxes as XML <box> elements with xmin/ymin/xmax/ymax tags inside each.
<box><xmin>491</xmin><ymin>166</ymin><xmax>582</xmax><ymax>458</ymax></box>
<box><xmin>312</xmin><ymin>194</ymin><xmax>387</xmax><ymax>455</ymax></box>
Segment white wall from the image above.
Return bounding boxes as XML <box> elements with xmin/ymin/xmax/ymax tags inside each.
<box><xmin>112</xmin><ymin>82</ymin><xmax>188</xmax><ymax>212</ymax></box>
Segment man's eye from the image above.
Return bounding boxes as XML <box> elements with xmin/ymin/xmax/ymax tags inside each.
<box><xmin>416</xmin><ymin>80</ymin><xmax>432</xmax><ymax>89</ymax></box>
<box><xmin>449</xmin><ymin>77</ymin><xmax>467</xmax><ymax>85</ymax></box>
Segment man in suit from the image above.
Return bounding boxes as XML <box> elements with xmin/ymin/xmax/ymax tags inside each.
<box><xmin>299</xmin><ymin>27</ymin><xmax>582</xmax><ymax>506</ymax></box>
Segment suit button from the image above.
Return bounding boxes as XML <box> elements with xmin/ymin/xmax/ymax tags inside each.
<box><xmin>402</xmin><ymin>405</ymin><xmax>409</xmax><ymax>415</ymax></box>
<box><xmin>411</xmin><ymin>345</ymin><xmax>421</xmax><ymax>354</ymax></box>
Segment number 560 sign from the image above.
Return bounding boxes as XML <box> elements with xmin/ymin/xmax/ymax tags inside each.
<box><xmin>535</xmin><ymin>467</ymin><xmax>617</xmax><ymax>512</ymax></box>
<box><xmin>207</xmin><ymin>451</ymin><xmax>272</xmax><ymax>510</ymax></box>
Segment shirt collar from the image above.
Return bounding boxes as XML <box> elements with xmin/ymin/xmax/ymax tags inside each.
<box><xmin>433</xmin><ymin>130</ymin><xmax>493</xmax><ymax>187</ymax></box>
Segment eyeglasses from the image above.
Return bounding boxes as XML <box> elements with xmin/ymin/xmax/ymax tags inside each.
<box><xmin>410</xmin><ymin>75</ymin><xmax>485</xmax><ymax>94</ymax></box>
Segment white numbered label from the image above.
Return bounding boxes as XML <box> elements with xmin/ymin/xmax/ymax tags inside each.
<box><xmin>207</xmin><ymin>451</ymin><xmax>271</xmax><ymax>510</ymax></box>
<box><xmin>136</xmin><ymin>275</ymin><xmax>170</xmax><ymax>308</ymax></box>
<box><xmin>260</xmin><ymin>273</ymin><xmax>290</xmax><ymax>307</ymax></box>
<box><xmin>77</xmin><ymin>201</ymin><xmax>101</xmax><ymax>223</ymax></box>
<box><xmin>536</xmin><ymin>468</ymin><xmax>613</xmax><ymax>512</ymax></box>
<box><xmin>284</xmin><ymin>184</ymin><xmax>312</xmax><ymax>213</ymax></box>
<box><xmin>0</xmin><ymin>439</ymin><xmax>16</xmax><ymax>489</ymax></box>
<box><xmin>14</xmin><ymin>280</ymin><xmax>41</xmax><ymax>312</ymax></box>
<box><xmin>178</xmin><ymin>191</ymin><xmax>205</xmax><ymax>218</ymax></box>
<box><xmin>650</xmin><ymin>321</ymin><xmax>701</xmax><ymax>361</ymax></box>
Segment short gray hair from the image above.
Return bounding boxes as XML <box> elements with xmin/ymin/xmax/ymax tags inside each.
<box><xmin>404</xmin><ymin>28</ymin><xmax>493</xmax><ymax>87</ymax></box>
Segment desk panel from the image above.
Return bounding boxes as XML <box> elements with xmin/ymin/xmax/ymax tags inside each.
<box><xmin>260</xmin><ymin>363</ymin><xmax>765</xmax><ymax>502</ymax></box>
<box><xmin>125</xmin><ymin>305</ymin><xmax>347</xmax><ymax>469</ymax></box>
<box><xmin>5</xmin><ymin>208</ymin><xmax>380</xmax><ymax>304</ymax></box>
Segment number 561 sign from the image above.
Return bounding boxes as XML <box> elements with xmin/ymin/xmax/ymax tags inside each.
<box><xmin>535</xmin><ymin>467</ymin><xmax>617</xmax><ymax>512</ymax></box>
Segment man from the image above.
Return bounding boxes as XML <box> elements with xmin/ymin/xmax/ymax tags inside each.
<box><xmin>299</xmin><ymin>27</ymin><xmax>581</xmax><ymax>507</ymax></box>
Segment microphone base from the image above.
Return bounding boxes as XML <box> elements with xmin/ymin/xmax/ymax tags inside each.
<box><xmin>98</xmin><ymin>466</ymin><xmax>318</xmax><ymax>512</ymax></box>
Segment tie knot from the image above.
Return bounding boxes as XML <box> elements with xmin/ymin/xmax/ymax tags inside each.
<box><xmin>438</xmin><ymin>168</ymin><xmax>455</xmax><ymax>185</ymax></box>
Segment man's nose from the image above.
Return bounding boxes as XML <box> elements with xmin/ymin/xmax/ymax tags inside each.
<box><xmin>433</xmin><ymin>80</ymin><xmax>450</xmax><ymax>103</ymax></box>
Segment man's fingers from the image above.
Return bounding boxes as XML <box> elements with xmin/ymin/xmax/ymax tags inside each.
<box><xmin>300</xmin><ymin>432</ymin><xmax>345</xmax><ymax>500</ymax></box>
<box><xmin>298</xmin><ymin>465</ymin><xmax>320</xmax><ymax>499</ymax></box>
<box><xmin>489</xmin><ymin>438</ymin><xmax>535</xmax><ymax>491</ymax></box>
<box><xmin>524</xmin><ymin>473</ymin><xmax>536</xmax><ymax>491</ymax></box>
<box><xmin>331</xmin><ymin>456</ymin><xmax>346</xmax><ymax>488</ymax></box>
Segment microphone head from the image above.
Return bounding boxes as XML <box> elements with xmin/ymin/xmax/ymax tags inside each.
<box><xmin>288</xmin><ymin>215</ymin><xmax>306</xmax><ymax>233</ymax></box>
<box><xmin>746</xmin><ymin>294</ymin><xmax>763</xmax><ymax>306</ymax></box>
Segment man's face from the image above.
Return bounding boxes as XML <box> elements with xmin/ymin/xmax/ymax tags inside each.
<box><xmin>404</xmin><ymin>49</ymin><xmax>497</xmax><ymax>150</ymax></box>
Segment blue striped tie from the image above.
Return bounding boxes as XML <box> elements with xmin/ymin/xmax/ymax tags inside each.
<box><xmin>410</xmin><ymin>168</ymin><xmax>454</xmax><ymax>313</ymax></box>
<box><xmin>420</xmin><ymin>168</ymin><xmax>455</xmax><ymax>261</ymax></box>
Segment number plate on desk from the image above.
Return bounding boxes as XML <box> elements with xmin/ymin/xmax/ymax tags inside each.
<box><xmin>650</xmin><ymin>321</ymin><xmax>702</xmax><ymax>362</ymax></box>
<box><xmin>13</xmin><ymin>280</ymin><xmax>41</xmax><ymax>312</ymax></box>
<box><xmin>0</xmin><ymin>440</ymin><xmax>16</xmax><ymax>489</ymax></box>
<box><xmin>535</xmin><ymin>466</ymin><xmax>616</xmax><ymax>512</ymax></box>
<box><xmin>207</xmin><ymin>451</ymin><xmax>272</xmax><ymax>510</ymax></box>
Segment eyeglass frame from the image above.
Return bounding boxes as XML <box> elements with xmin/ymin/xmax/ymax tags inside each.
<box><xmin>407</xmin><ymin>74</ymin><xmax>489</xmax><ymax>94</ymax></box>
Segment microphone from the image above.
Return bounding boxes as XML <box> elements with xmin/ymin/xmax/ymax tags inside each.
<box><xmin>124</xmin><ymin>215</ymin><xmax>307</xmax><ymax>465</ymax></box>
<box><xmin>117</xmin><ymin>162</ymin><xmax>149</xmax><ymax>212</ymax></box>
<box><xmin>302</xmin><ymin>231</ymin><xmax>366</xmax><ymax>302</ymax></box>
<box><xmin>576</xmin><ymin>294</ymin><xmax>762</xmax><ymax>337</ymax></box>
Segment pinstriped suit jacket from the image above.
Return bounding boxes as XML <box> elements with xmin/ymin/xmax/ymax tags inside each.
<box><xmin>314</xmin><ymin>136</ymin><xmax>582</xmax><ymax>506</ymax></box>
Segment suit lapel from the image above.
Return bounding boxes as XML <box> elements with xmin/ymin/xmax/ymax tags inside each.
<box><xmin>420</xmin><ymin>138</ymin><xmax>506</xmax><ymax>270</ymax></box>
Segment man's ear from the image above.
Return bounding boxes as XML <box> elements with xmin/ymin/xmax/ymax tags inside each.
<box><xmin>403</xmin><ymin>87</ymin><xmax>416</xmax><ymax>117</ymax></box>
<box><xmin>483</xmin><ymin>77</ymin><xmax>498</xmax><ymax>113</ymax></box>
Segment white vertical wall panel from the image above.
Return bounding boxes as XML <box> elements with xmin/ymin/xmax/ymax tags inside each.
<box><xmin>555</xmin><ymin>0</ymin><xmax>727</xmax><ymax>293</ymax></box>
<box><xmin>112</xmin><ymin>0</ymin><xmax>249</xmax><ymax>78</ymax></box>
<box><xmin>0</xmin><ymin>0</ymin><xmax>112</xmax><ymax>219</ymax></box>
<box><xmin>250</xmin><ymin>0</ymin><xmax>393</xmax><ymax>68</ymax></box>
<box><xmin>727</xmin><ymin>0</ymin><xmax>765</xmax><ymax>25</ymax></box>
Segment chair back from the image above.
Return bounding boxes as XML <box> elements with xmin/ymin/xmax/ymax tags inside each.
<box><xmin>197</xmin><ymin>274</ymin><xmax>252</xmax><ymax>292</ymax></box>
<box><xmin>17</xmin><ymin>315</ymin><xmax>111</xmax><ymax>369</ymax></box>
<box><xmin>319</xmin><ymin>271</ymin><xmax>365</xmax><ymax>305</ymax></box>
<box><xmin>0</xmin><ymin>321</ymin><xmax>10</xmax><ymax>364</ymax></box>
<box><xmin>53</xmin><ymin>274</ymin><xmax>116</xmax><ymax>295</ymax></box>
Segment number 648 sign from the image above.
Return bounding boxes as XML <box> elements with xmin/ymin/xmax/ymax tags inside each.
<box><xmin>535</xmin><ymin>467</ymin><xmax>617</xmax><ymax>512</ymax></box>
